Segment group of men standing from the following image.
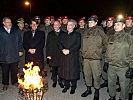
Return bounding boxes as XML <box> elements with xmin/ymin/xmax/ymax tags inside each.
<box><xmin>0</xmin><ymin>15</ymin><xmax>133</xmax><ymax>100</ymax></box>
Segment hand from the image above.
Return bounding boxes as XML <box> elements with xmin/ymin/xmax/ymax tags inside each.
<box><xmin>47</xmin><ymin>56</ymin><xmax>52</xmax><ymax>60</ymax></box>
<box><xmin>125</xmin><ymin>68</ymin><xmax>133</xmax><ymax>78</ymax></box>
<box><xmin>28</xmin><ymin>49</ymin><xmax>36</xmax><ymax>54</ymax></box>
<box><xmin>19</xmin><ymin>52</ymin><xmax>23</xmax><ymax>56</ymax></box>
<box><xmin>62</xmin><ymin>49</ymin><xmax>70</xmax><ymax>55</ymax></box>
<box><xmin>103</xmin><ymin>62</ymin><xmax>109</xmax><ymax>73</ymax></box>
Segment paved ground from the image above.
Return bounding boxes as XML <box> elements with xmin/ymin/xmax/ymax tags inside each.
<box><xmin>0</xmin><ymin>66</ymin><xmax>122</xmax><ymax>100</ymax></box>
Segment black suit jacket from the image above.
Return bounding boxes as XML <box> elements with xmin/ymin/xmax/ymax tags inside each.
<box><xmin>23</xmin><ymin>29</ymin><xmax>45</xmax><ymax>68</ymax></box>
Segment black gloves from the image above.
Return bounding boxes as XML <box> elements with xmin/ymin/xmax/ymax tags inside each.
<box><xmin>125</xmin><ymin>68</ymin><xmax>133</xmax><ymax>78</ymax></box>
<box><xmin>103</xmin><ymin>62</ymin><xmax>109</xmax><ymax>73</ymax></box>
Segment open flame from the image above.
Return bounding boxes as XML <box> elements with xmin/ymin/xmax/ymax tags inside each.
<box><xmin>18</xmin><ymin>62</ymin><xmax>43</xmax><ymax>90</ymax></box>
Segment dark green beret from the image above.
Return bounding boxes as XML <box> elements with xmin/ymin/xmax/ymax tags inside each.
<box><xmin>113</xmin><ymin>18</ymin><xmax>125</xmax><ymax>24</ymax></box>
<box><xmin>88</xmin><ymin>17</ymin><xmax>98</xmax><ymax>22</ymax></box>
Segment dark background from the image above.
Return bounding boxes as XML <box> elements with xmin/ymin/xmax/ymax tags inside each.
<box><xmin>0</xmin><ymin>0</ymin><xmax>133</xmax><ymax>25</ymax></box>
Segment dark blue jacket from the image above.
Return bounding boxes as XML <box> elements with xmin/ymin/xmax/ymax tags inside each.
<box><xmin>0</xmin><ymin>27</ymin><xmax>23</xmax><ymax>63</ymax></box>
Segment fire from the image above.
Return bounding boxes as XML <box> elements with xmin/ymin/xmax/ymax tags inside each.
<box><xmin>18</xmin><ymin>62</ymin><xmax>43</xmax><ymax>90</ymax></box>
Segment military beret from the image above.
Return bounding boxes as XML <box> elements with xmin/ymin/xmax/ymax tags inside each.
<box><xmin>50</xmin><ymin>16</ymin><xmax>55</xmax><ymax>19</ymax></box>
<box><xmin>113</xmin><ymin>18</ymin><xmax>126</xmax><ymax>24</ymax></box>
<box><xmin>125</xmin><ymin>16</ymin><xmax>133</xmax><ymax>20</ymax></box>
<box><xmin>61</xmin><ymin>16</ymin><xmax>68</xmax><ymax>20</ymax></box>
<box><xmin>91</xmin><ymin>15</ymin><xmax>98</xmax><ymax>19</ymax></box>
<box><xmin>17</xmin><ymin>18</ymin><xmax>24</xmax><ymax>23</ymax></box>
<box><xmin>88</xmin><ymin>16</ymin><xmax>98</xmax><ymax>22</ymax></box>
<box><xmin>106</xmin><ymin>17</ymin><xmax>114</xmax><ymax>22</ymax></box>
<box><xmin>34</xmin><ymin>16</ymin><xmax>40</xmax><ymax>20</ymax></box>
<box><xmin>78</xmin><ymin>18</ymin><xmax>85</xmax><ymax>24</ymax></box>
<box><xmin>57</xmin><ymin>17</ymin><xmax>62</xmax><ymax>20</ymax></box>
<box><xmin>44</xmin><ymin>16</ymin><xmax>50</xmax><ymax>21</ymax></box>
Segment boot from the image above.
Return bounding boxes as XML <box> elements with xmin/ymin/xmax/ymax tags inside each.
<box><xmin>128</xmin><ymin>93</ymin><xmax>132</xmax><ymax>100</ymax></box>
<box><xmin>100</xmin><ymin>80</ymin><xmax>108</xmax><ymax>88</ymax></box>
<box><xmin>108</xmin><ymin>96</ymin><xmax>116</xmax><ymax>100</ymax></box>
<box><xmin>81</xmin><ymin>86</ymin><xmax>92</xmax><ymax>97</ymax></box>
<box><xmin>93</xmin><ymin>89</ymin><xmax>99</xmax><ymax>100</ymax></box>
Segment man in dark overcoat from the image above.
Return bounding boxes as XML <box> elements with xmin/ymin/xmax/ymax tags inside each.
<box><xmin>46</xmin><ymin>21</ymin><xmax>64</xmax><ymax>88</ymax></box>
<box><xmin>0</xmin><ymin>17</ymin><xmax>23</xmax><ymax>90</ymax></box>
<box><xmin>23</xmin><ymin>19</ymin><xmax>45</xmax><ymax>71</ymax></box>
<box><xmin>58</xmin><ymin>19</ymin><xmax>81</xmax><ymax>94</ymax></box>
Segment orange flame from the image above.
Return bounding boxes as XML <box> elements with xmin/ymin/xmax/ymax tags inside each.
<box><xmin>18</xmin><ymin>62</ymin><xmax>43</xmax><ymax>90</ymax></box>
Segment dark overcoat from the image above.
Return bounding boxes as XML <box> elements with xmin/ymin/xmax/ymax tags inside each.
<box><xmin>0</xmin><ymin>27</ymin><xmax>23</xmax><ymax>63</ymax></box>
<box><xmin>23</xmin><ymin>29</ymin><xmax>45</xmax><ymax>69</ymax></box>
<box><xmin>58</xmin><ymin>31</ymin><xmax>81</xmax><ymax>80</ymax></box>
<box><xmin>46</xmin><ymin>30</ymin><xmax>64</xmax><ymax>66</ymax></box>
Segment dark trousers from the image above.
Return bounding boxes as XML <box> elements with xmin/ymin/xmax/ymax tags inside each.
<box><xmin>51</xmin><ymin>66</ymin><xmax>63</xmax><ymax>84</ymax></box>
<box><xmin>64</xmin><ymin>79</ymin><xmax>77</xmax><ymax>90</ymax></box>
<box><xmin>1</xmin><ymin>62</ymin><xmax>18</xmax><ymax>85</ymax></box>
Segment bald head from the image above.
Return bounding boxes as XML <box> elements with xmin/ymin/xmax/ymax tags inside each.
<box><xmin>54</xmin><ymin>21</ymin><xmax>61</xmax><ymax>31</ymax></box>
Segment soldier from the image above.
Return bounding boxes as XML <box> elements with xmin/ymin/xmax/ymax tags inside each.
<box><xmin>81</xmin><ymin>15</ymin><xmax>107</xmax><ymax>100</ymax></box>
<box><xmin>103</xmin><ymin>18</ymin><xmax>133</xmax><ymax>100</ymax></box>
<box><xmin>24</xmin><ymin>23</ymin><xmax>30</xmax><ymax>31</ymax></box>
<box><xmin>39</xmin><ymin>16</ymin><xmax>53</xmax><ymax>65</ymax></box>
<box><xmin>50</xmin><ymin>16</ymin><xmax>55</xmax><ymax>25</ymax></box>
<box><xmin>61</xmin><ymin>16</ymin><xmax>69</xmax><ymax>32</ymax></box>
<box><xmin>34</xmin><ymin>16</ymin><xmax>44</xmax><ymax>30</ymax></box>
<box><xmin>17</xmin><ymin>18</ymin><xmax>27</xmax><ymax>76</ymax></box>
<box><xmin>125</xmin><ymin>16</ymin><xmax>133</xmax><ymax>34</ymax></box>
<box><xmin>57</xmin><ymin>17</ymin><xmax>62</xmax><ymax>24</ymax></box>
<box><xmin>101</xmin><ymin>20</ymin><xmax>107</xmax><ymax>31</ymax></box>
<box><xmin>125</xmin><ymin>16</ymin><xmax>133</xmax><ymax>100</ymax></box>
<box><xmin>100</xmin><ymin>17</ymin><xmax>115</xmax><ymax>88</ymax></box>
<box><xmin>76</xmin><ymin>17</ymin><xmax>86</xmax><ymax>67</ymax></box>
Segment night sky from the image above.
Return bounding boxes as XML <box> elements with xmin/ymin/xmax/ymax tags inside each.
<box><xmin>0</xmin><ymin>0</ymin><xmax>133</xmax><ymax>23</ymax></box>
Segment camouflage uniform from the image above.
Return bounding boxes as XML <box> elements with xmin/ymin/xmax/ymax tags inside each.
<box><xmin>105</xmin><ymin>30</ymin><xmax>133</xmax><ymax>100</ymax></box>
<box><xmin>82</xmin><ymin>26</ymin><xmax>107</xmax><ymax>89</ymax></box>
<box><xmin>40</xmin><ymin>24</ymin><xmax>53</xmax><ymax>65</ymax></box>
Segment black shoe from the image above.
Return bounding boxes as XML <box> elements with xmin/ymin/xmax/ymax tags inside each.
<box><xmin>93</xmin><ymin>89</ymin><xmax>99</xmax><ymax>100</ymax></box>
<box><xmin>100</xmin><ymin>81</ymin><xmax>108</xmax><ymax>88</ymax></box>
<box><xmin>128</xmin><ymin>93</ymin><xmax>132</xmax><ymax>100</ymax></box>
<box><xmin>70</xmin><ymin>89</ymin><xmax>75</xmax><ymax>94</ymax></box>
<box><xmin>81</xmin><ymin>87</ymin><xmax>92</xmax><ymax>97</ymax></box>
<box><xmin>52</xmin><ymin>83</ymin><xmax>57</xmax><ymax>88</ymax></box>
<box><xmin>116</xmin><ymin>87</ymin><xmax>121</xmax><ymax>92</ymax></box>
<box><xmin>59</xmin><ymin>83</ymin><xmax>64</xmax><ymax>88</ymax></box>
<box><xmin>62</xmin><ymin>88</ymin><xmax>68</xmax><ymax>93</ymax></box>
<box><xmin>108</xmin><ymin>97</ymin><xmax>116</xmax><ymax>100</ymax></box>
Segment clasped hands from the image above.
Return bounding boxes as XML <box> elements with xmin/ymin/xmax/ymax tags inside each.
<box><xmin>28</xmin><ymin>49</ymin><xmax>36</xmax><ymax>54</ymax></box>
<box><xmin>62</xmin><ymin>49</ymin><xmax>70</xmax><ymax>55</ymax></box>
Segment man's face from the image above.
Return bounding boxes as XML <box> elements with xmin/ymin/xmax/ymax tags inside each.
<box><xmin>53</xmin><ymin>21</ymin><xmax>61</xmax><ymax>31</ymax></box>
<box><xmin>88</xmin><ymin>21</ymin><xmax>97</xmax><ymax>28</ymax></box>
<box><xmin>45</xmin><ymin>19</ymin><xmax>51</xmax><ymax>25</ymax></box>
<box><xmin>31</xmin><ymin>21</ymin><xmax>38</xmax><ymax>30</ymax></box>
<box><xmin>114</xmin><ymin>22</ymin><xmax>125</xmax><ymax>32</ymax></box>
<box><xmin>3</xmin><ymin>18</ymin><xmax>12</xmax><ymax>29</ymax></box>
<box><xmin>107</xmin><ymin>20</ymin><xmax>113</xmax><ymax>27</ymax></box>
<box><xmin>79</xmin><ymin>20</ymin><xmax>85</xmax><ymax>27</ymax></box>
<box><xmin>126</xmin><ymin>19</ymin><xmax>133</xmax><ymax>27</ymax></box>
<box><xmin>62</xmin><ymin>19</ymin><xmax>68</xmax><ymax>24</ymax></box>
<box><xmin>67</xmin><ymin>22</ymin><xmax>74</xmax><ymax>32</ymax></box>
<box><xmin>18</xmin><ymin>22</ymin><xmax>24</xmax><ymax>29</ymax></box>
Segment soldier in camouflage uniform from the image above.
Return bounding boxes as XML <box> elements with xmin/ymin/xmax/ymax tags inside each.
<box><xmin>81</xmin><ymin>16</ymin><xmax>107</xmax><ymax>100</ymax></box>
<box><xmin>39</xmin><ymin>16</ymin><xmax>53</xmax><ymax>65</ymax></box>
<box><xmin>125</xmin><ymin>16</ymin><xmax>133</xmax><ymax>100</ymax></box>
<box><xmin>76</xmin><ymin>18</ymin><xmax>86</xmax><ymax>67</ymax></box>
<box><xmin>57</xmin><ymin>17</ymin><xmax>62</xmax><ymax>24</ymax></box>
<box><xmin>103</xmin><ymin>18</ymin><xmax>133</xmax><ymax>100</ymax></box>
<box><xmin>61</xmin><ymin>16</ymin><xmax>68</xmax><ymax>32</ymax></box>
<box><xmin>34</xmin><ymin>16</ymin><xmax>44</xmax><ymax>30</ymax></box>
<box><xmin>17</xmin><ymin>18</ymin><xmax>26</xmax><ymax>76</ymax></box>
<box><xmin>101</xmin><ymin>17</ymin><xmax>115</xmax><ymax>88</ymax></box>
